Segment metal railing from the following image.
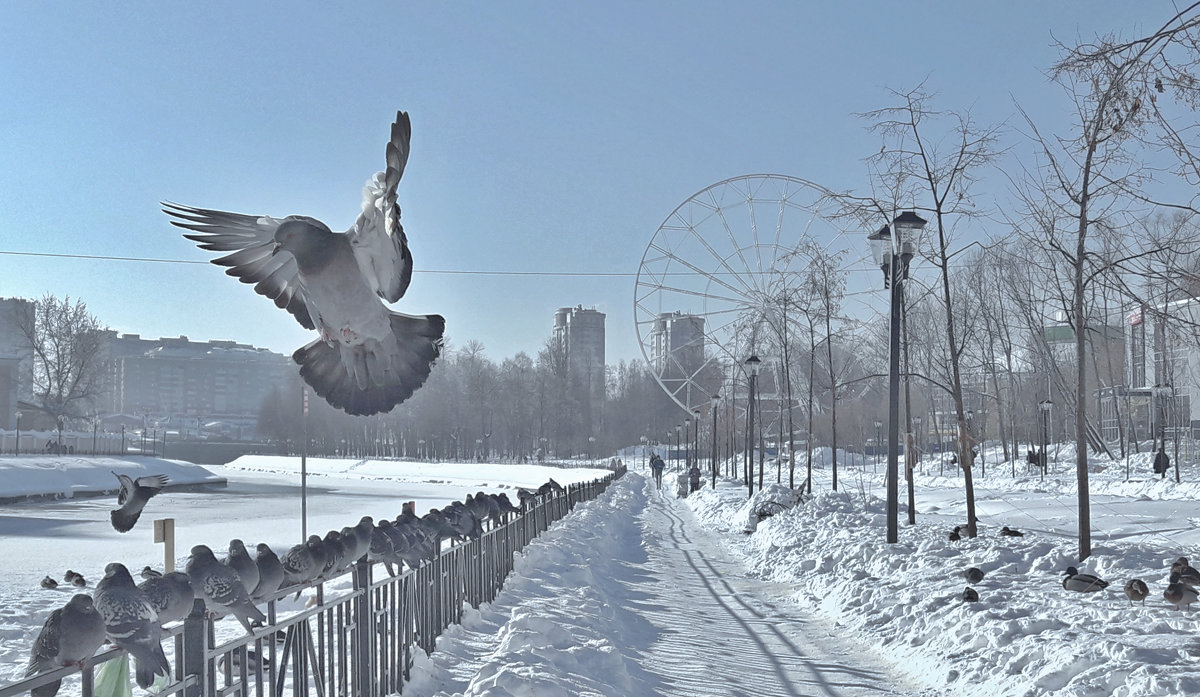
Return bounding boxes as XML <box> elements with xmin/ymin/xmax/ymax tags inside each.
<box><xmin>2</xmin><ymin>468</ymin><xmax>623</xmax><ymax>697</ymax></box>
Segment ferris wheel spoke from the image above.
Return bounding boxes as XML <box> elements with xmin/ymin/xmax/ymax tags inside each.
<box><xmin>669</xmin><ymin>213</ymin><xmax>761</xmax><ymax>298</ymax></box>
<box><xmin>643</xmin><ymin>244</ymin><xmax>756</xmax><ymax>302</ymax></box>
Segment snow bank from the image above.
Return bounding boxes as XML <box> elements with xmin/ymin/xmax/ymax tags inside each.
<box><xmin>405</xmin><ymin>476</ymin><xmax>649</xmax><ymax>696</ymax></box>
<box><xmin>687</xmin><ymin>481</ymin><xmax>1200</xmax><ymax>696</ymax></box>
<box><xmin>0</xmin><ymin>455</ymin><xmax>224</xmax><ymax>500</ymax></box>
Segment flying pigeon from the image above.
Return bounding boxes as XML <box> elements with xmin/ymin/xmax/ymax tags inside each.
<box><xmin>137</xmin><ymin>572</ymin><xmax>195</xmax><ymax>627</ymax></box>
<box><xmin>110</xmin><ymin>471</ymin><xmax>169</xmax><ymax>533</ymax></box>
<box><xmin>223</xmin><ymin>539</ymin><xmax>260</xmax><ymax>595</ymax></box>
<box><xmin>251</xmin><ymin>543</ymin><xmax>285</xmax><ymax>602</ymax></box>
<box><xmin>92</xmin><ymin>563</ymin><xmax>171</xmax><ymax>688</ymax></box>
<box><xmin>165</xmin><ymin>111</ymin><xmax>444</xmax><ymax>416</ymax></box>
<box><xmin>25</xmin><ymin>594</ymin><xmax>108</xmax><ymax>697</ymax></box>
<box><xmin>185</xmin><ymin>545</ymin><xmax>266</xmax><ymax>633</ymax></box>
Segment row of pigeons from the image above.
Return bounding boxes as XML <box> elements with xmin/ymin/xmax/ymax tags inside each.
<box><xmin>26</xmin><ymin>483</ymin><xmax>563</xmax><ymax>695</ymax></box>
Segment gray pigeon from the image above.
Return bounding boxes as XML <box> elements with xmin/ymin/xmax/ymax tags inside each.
<box><xmin>25</xmin><ymin>594</ymin><xmax>107</xmax><ymax>697</ymax></box>
<box><xmin>251</xmin><ymin>543</ymin><xmax>285</xmax><ymax>602</ymax></box>
<box><xmin>140</xmin><ymin>566</ymin><xmax>163</xmax><ymax>580</ymax></box>
<box><xmin>165</xmin><ymin>111</ymin><xmax>444</xmax><ymax>416</ymax></box>
<box><xmin>223</xmin><ymin>539</ymin><xmax>260</xmax><ymax>595</ymax></box>
<box><xmin>137</xmin><ymin>572</ymin><xmax>195</xmax><ymax>626</ymax></box>
<box><xmin>110</xmin><ymin>471</ymin><xmax>169</xmax><ymax>533</ymax></box>
<box><xmin>185</xmin><ymin>545</ymin><xmax>266</xmax><ymax>633</ymax></box>
<box><xmin>93</xmin><ymin>562</ymin><xmax>170</xmax><ymax>688</ymax></box>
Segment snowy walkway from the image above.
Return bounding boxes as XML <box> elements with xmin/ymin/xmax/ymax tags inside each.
<box><xmin>405</xmin><ymin>472</ymin><xmax>941</xmax><ymax>697</ymax></box>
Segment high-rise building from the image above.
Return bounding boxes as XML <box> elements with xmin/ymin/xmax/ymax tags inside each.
<box><xmin>649</xmin><ymin>311</ymin><xmax>706</xmax><ymax>385</ymax></box>
<box><xmin>553</xmin><ymin>306</ymin><xmax>606</xmax><ymax>429</ymax></box>
<box><xmin>0</xmin><ymin>297</ymin><xmax>34</xmax><ymax>428</ymax></box>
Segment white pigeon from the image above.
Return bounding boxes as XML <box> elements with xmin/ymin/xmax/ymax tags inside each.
<box><xmin>165</xmin><ymin>111</ymin><xmax>444</xmax><ymax>416</ymax></box>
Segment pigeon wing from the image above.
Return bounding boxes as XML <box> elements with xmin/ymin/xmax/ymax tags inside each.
<box><xmin>134</xmin><ymin>474</ymin><xmax>169</xmax><ymax>495</ymax></box>
<box><xmin>164</xmin><ymin>202</ymin><xmax>315</xmax><ymax>329</ymax></box>
<box><xmin>112</xmin><ymin>472</ymin><xmax>134</xmax><ymax>506</ymax></box>
<box><xmin>26</xmin><ymin>608</ymin><xmax>63</xmax><ymax>675</ymax></box>
<box><xmin>346</xmin><ymin>111</ymin><xmax>414</xmax><ymax>304</ymax></box>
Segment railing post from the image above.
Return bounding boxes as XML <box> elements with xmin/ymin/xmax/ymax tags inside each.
<box><xmin>182</xmin><ymin>599</ymin><xmax>206</xmax><ymax>697</ymax></box>
<box><xmin>352</xmin><ymin>559</ymin><xmax>373</xmax><ymax>697</ymax></box>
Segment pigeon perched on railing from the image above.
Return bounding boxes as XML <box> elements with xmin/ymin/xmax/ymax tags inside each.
<box><xmin>25</xmin><ymin>594</ymin><xmax>107</xmax><ymax>697</ymax></box>
<box><xmin>110</xmin><ymin>471</ymin><xmax>169</xmax><ymax>533</ymax></box>
<box><xmin>223</xmin><ymin>539</ymin><xmax>260</xmax><ymax>595</ymax></box>
<box><xmin>137</xmin><ymin>571</ymin><xmax>195</xmax><ymax>627</ymax></box>
<box><xmin>93</xmin><ymin>563</ymin><xmax>171</xmax><ymax>688</ymax></box>
<box><xmin>165</xmin><ymin>111</ymin><xmax>444</xmax><ymax>416</ymax></box>
<box><xmin>185</xmin><ymin>545</ymin><xmax>266</xmax><ymax>633</ymax></box>
<box><xmin>251</xmin><ymin>543</ymin><xmax>284</xmax><ymax>602</ymax></box>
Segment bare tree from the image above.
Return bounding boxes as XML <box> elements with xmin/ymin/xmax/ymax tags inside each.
<box><xmin>16</xmin><ymin>294</ymin><xmax>109</xmax><ymax>441</ymax></box>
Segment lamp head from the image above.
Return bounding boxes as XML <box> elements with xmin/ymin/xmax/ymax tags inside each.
<box><xmin>745</xmin><ymin>354</ymin><xmax>762</xmax><ymax>376</ymax></box>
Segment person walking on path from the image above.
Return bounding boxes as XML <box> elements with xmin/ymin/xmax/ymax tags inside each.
<box><xmin>650</xmin><ymin>454</ymin><xmax>665</xmax><ymax>488</ymax></box>
<box><xmin>688</xmin><ymin>463</ymin><xmax>701</xmax><ymax>493</ymax></box>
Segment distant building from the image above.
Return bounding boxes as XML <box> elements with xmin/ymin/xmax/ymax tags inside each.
<box><xmin>0</xmin><ymin>297</ymin><xmax>35</xmax><ymax>428</ymax></box>
<box><xmin>553</xmin><ymin>306</ymin><xmax>606</xmax><ymax>430</ymax></box>
<box><xmin>102</xmin><ymin>333</ymin><xmax>293</xmax><ymax>438</ymax></box>
<box><xmin>649</xmin><ymin>311</ymin><xmax>706</xmax><ymax>387</ymax></box>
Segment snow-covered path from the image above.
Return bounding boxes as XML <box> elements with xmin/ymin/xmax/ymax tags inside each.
<box><xmin>636</xmin><ymin>486</ymin><xmax>931</xmax><ymax>697</ymax></box>
<box><xmin>407</xmin><ymin>472</ymin><xmax>938</xmax><ymax>697</ymax></box>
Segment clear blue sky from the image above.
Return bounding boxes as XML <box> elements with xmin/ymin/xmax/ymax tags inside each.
<box><xmin>0</xmin><ymin>1</ymin><xmax>1157</xmax><ymax>364</ymax></box>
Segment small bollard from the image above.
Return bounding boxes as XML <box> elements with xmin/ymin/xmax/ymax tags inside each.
<box><xmin>153</xmin><ymin>518</ymin><xmax>176</xmax><ymax>572</ymax></box>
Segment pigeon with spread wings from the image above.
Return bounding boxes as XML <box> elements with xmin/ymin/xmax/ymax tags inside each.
<box><xmin>165</xmin><ymin>111</ymin><xmax>444</xmax><ymax>416</ymax></box>
<box><xmin>110</xmin><ymin>471</ymin><xmax>169</xmax><ymax>533</ymax></box>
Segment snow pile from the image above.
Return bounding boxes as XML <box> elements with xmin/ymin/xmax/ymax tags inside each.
<box><xmin>687</xmin><ymin>481</ymin><xmax>1200</xmax><ymax>697</ymax></box>
<box><xmin>0</xmin><ymin>455</ymin><xmax>223</xmax><ymax>500</ymax></box>
<box><xmin>405</xmin><ymin>479</ymin><xmax>649</xmax><ymax>697</ymax></box>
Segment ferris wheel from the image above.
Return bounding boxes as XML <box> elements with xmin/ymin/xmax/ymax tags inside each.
<box><xmin>633</xmin><ymin>174</ymin><xmax>866</xmax><ymax>412</ymax></box>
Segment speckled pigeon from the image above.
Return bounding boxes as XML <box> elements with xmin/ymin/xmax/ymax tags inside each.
<box><xmin>93</xmin><ymin>562</ymin><xmax>170</xmax><ymax>688</ymax></box>
<box><xmin>251</xmin><ymin>543</ymin><xmax>285</xmax><ymax>602</ymax></box>
<box><xmin>185</xmin><ymin>545</ymin><xmax>265</xmax><ymax>633</ymax></box>
<box><xmin>25</xmin><ymin>594</ymin><xmax>107</xmax><ymax>697</ymax></box>
<box><xmin>110</xmin><ymin>471</ymin><xmax>169</xmax><ymax>533</ymax></box>
<box><xmin>223</xmin><ymin>539</ymin><xmax>260</xmax><ymax>595</ymax></box>
<box><xmin>165</xmin><ymin>111</ymin><xmax>444</xmax><ymax>416</ymax></box>
<box><xmin>137</xmin><ymin>572</ymin><xmax>195</xmax><ymax>627</ymax></box>
<box><xmin>279</xmin><ymin>535</ymin><xmax>327</xmax><ymax>589</ymax></box>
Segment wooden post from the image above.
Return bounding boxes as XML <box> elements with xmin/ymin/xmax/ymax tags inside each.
<box><xmin>153</xmin><ymin>518</ymin><xmax>176</xmax><ymax>572</ymax></box>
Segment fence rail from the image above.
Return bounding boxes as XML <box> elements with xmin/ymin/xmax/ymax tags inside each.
<box><xmin>1</xmin><ymin>467</ymin><xmax>624</xmax><ymax>697</ymax></box>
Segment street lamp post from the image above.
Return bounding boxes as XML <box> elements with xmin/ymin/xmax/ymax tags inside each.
<box><xmin>710</xmin><ymin>394</ymin><xmax>720</xmax><ymax>490</ymax></box>
<box><xmin>686</xmin><ymin>417</ymin><xmax>696</xmax><ymax>467</ymax></box>
<box><xmin>640</xmin><ymin>435</ymin><xmax>648</xmax><ymax>470</ymax></box>
<box><xmin>868</xmin><ymin>211</ymin><xmax>926</xmax><ymax>544</ymax></box>
<box><xmin>588</xmin><ymin>435</ymin><xmax>596</xmax><ymax>461</ymax></box>
<box><xmin>14</xmin><ymin>411</ymin><xmax>20</xmax><ymax>457</ymax></box>
<box><xmin>873</xmin><ymin>420</ymin><xmax>883</xmax><ymax>473</ymax></box>
<box><xmin>913</xmin><ymin>415</ymin><xmax>922</xmax><ymax>476</ymax></box>
<box><xmin>692</xmin><ymin>408</ymin><xmax>701</xmax><ymax>474</ymax></box>
<box><xmin>1037</xmin><ymin>400</ymin><xmax>1052</xmax><ymax>481</ymax></box>
<box><xmin>745</xmin><ymin>355</ymin><xmax>761</xmax><ymax>497</ymax></box>
<box><xmin>674</xmin><ymin>424</ymin><xmax>682</xmax><ymax>471</ymax></box>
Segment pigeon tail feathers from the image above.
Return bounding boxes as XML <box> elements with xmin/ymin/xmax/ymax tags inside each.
<box><xmin>294</xmin><ymin>312</ymin><xmax>443</xmax><ymax>416</ymax></box>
